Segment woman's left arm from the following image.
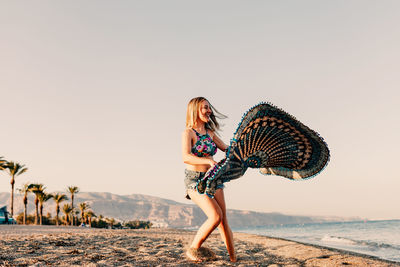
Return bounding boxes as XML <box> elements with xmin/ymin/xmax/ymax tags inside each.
<box><xmin>212</xmin><ymin>132</ymin><xmax>228</xmax><ymax>152</ymax></box>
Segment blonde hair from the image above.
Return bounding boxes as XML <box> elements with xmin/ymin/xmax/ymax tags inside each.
<box><xmin>186</xmin><ymin>97</ymin><xmax>227</xmax><ymax>133</ymax></box>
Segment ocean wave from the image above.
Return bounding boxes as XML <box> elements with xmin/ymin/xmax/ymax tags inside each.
<box><xmin>321</xmin><ymin>235</ymin><xmax>356</xmax><ymax>245</ymax></box>
<box><xmin>321</xmin><ymin>235</ymin><xmax>400</xmax><ymax>251</ymax></box>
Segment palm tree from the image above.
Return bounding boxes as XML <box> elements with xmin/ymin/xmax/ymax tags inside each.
<box><xmin>28</xmin><ymin>183</ymin><xmax>45</xmax><ymax>225</ymax></box>
<box><xmin>18</xmin><ymin>183</ymin><xmax>31</xmax><ymax>224</ymax></box>
<box><xmin>62</xmin><ymin>204</ymin><xmax>73</xmax><ymax>226</ymax></box>
<box><xmin>67</xmin><ymin>186</ymin><xmax>79</xmax><ymax>225</ymax></box>
<box><xmin>52</xmin><ymin>193</ymin><xmax>68</xmax><ymax>226</ymax></box>
<box><xmin>4</xmin><ymin>161</ymin><xmax>28</xmax><ymax>217</ymax></box>
<box><xmin>79</xmin><ymin>202</ymin><xmax>90</xmax><ymax>224</ymax></box>
<box><xmin>38</xmin><ymin>192</ymin><xmax>53</xmax><ymax>225</ymax></box>
<box><xmin>85</xmin><ymin>210</ymin><xmax>96</xmax><ymax>227</ymax></box>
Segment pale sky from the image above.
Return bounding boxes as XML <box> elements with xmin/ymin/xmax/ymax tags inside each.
<box><xmin>1</xmin><ymin>1</ymin><xmax>399</xmax><ymax>220</ymax></box>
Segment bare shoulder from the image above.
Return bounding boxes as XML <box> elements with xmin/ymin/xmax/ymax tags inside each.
<box><xmin>182</xmin><ymin>128</ymin><xmax>194</xmax><ymax>138</ymax></box>
<box><xmin>208</xmin><ymin>129</ymin><xmax>216</xmax><ymax>138</ymax></box>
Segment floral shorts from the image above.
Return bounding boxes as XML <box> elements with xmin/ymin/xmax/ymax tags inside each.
<box><xmin>184</xmin><ymin>169</ymin><xmax>224</xmax><ymax>200</ymax></box>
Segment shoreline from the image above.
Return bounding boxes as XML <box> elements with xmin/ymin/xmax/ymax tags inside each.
<box><xmin>232</xmin><ymin>229</ymin><xmax>399</xmax><ymax>264</ymax></box>
<box><xmin>1</xmin><ymin>225</ymin><xmax>399</xmax><ymax>266</ymax></box>
<box><xmin>247</xmin><ymin>233</ymin><xmax>400</xmax><ymax>265</ymax></box>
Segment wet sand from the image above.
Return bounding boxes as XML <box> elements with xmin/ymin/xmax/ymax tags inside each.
<box><xmin>0</xmin><ymin>225</ymin><xmax>398</xmax><ymax>266</ymax></box>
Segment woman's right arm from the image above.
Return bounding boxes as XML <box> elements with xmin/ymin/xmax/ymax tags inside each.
<box><xmin>182</xmin><ymin>129</ymin><xmax>216</xmax><ymax>165</ymax></box>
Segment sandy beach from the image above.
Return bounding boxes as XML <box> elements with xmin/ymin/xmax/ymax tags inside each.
<box><xmin>0</xmin><ymin>225</ymin><xmax>398</xmax><ymax>267</ymax></box>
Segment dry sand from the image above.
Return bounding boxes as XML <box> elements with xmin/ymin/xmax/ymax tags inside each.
<box><xmin>0</xmin><ymin>225</ymin><xmax>398</xmax><ymax>266</ymax></box>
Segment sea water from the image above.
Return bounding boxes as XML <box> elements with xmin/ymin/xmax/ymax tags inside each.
<box><xmin>233</xmin><ymin>220</ymin><xmax>400</xmax><ymax>263</ymax></box>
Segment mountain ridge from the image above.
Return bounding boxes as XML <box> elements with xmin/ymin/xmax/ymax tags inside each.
<box><xmin>0</xmin><ymin>192</ymin><xmax>361</xmax><ymax>228</ymax></box>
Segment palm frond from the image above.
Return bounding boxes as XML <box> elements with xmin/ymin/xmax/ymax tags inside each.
<box><xmin>38</xmin><ymin>192</ymin><xmax>53</xmax><ymax>203</ymax></box>
<box><xmin>0</xmin><ymin>156</ymin><xmax>6</xmax><ymax>170</ymax></box>
<box><xmin>85</xmin><ymin>210</ymin><xmax>96</xmax><ymax>217</ymax></box>
<box><xmin>28</xmin><ymin>183</ymin><xmax>46</xmax><ymax>195</ymax></box>
<box><xmin>53</xmin><ymin>193</ymin><xmax>69</xmax><ymax>203</ymax></box>
<box><xmin>62</xmin><ymin>203</ymin><xmax>73</xmax><ymax>214</ymax></box>
<box><xmin>79</xmin><ymin>202</ymin><xmax>90</xmax><ymax>210</ymax></box>
<box><xmin>67</xmin><ymin>186</ymin><xmax>80</xmax><ymax>194</ymax></box>
<box><xmin>4</xmin><ymin>161</ymin><xmax>28</xmax><ymax>176</ymax></box>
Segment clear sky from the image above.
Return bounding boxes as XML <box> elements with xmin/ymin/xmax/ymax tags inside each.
<box><xmin>1</xmin><ymin>1</ymin><xmax>399</xmax><ymax>219</ymax></box>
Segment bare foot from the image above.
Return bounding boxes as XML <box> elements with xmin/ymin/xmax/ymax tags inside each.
<box><xmin>230</xmin><ymin>255</ymin><xmax>237</xmax><ymax>262</ymax></box>
<box><xmin>186</xmin><ymin>247</ymin><xmax>216</xmax><ymax>262</ymax></box>
<box><xmin>186</xmin><ymin>248</ymin><xmax>203</xmax><ymax>262</ymax></box>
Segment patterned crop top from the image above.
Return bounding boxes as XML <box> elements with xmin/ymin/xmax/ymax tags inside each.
<box><xmin>191</xmin><ymin>128</ymin><xmax>217</xmax><ymax>157</ymax></box>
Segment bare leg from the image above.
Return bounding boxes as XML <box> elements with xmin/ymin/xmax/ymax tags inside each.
<box><xmin>214</xmin><ymin>189</ymin><xmax>236</xmax><ymax>262</ymax></box>
<box><xmin>188</xmin><ymin>189</ymin><xmax>222</xmax><ymax>249</ymax></box>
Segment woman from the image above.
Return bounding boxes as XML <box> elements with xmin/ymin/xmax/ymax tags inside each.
<box><xmin>181</xmin><ymin>97</ymin><xmax>236</xmax><ymax>262</ymax></box>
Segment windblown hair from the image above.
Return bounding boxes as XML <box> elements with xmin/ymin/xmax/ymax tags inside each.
<box><xmin>186</xmin><ymin>97</ymin><xmax>227</xmax><ymax>133</ymax></box>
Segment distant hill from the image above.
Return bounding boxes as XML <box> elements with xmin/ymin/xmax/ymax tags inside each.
<box><xmin>0</xmin><ymin>192</ymin><xmax>360</xmax><ymax>228</ymax></box>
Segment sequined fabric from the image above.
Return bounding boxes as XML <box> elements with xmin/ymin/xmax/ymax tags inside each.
<box><xmin>196</xmin><ymin>102</ymin><xmax>330</xmax><ymax>198</ymax></box>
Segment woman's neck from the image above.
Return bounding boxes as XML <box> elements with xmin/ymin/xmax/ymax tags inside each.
<box><xmin>193</xmin><ymin>121</ymin><xmax>206</xmax><ymax>132</ymax></box>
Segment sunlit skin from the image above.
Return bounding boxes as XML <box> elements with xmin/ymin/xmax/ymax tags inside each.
<box><xmin>181</xmin><ymin>100</ymin><xmax>236</xmax><ymax>262</ymax></box>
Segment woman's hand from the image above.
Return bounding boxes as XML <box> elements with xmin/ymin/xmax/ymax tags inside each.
<box><xmin>206</xmin><ymin>158</ymin><xmax>217</xmax><ymax>172</ymax></box>
<box><xmin>204</xmin><ymin>156</ymin><xmax>217</xmax><ymax>166</ymax></box>
<box><xmin>208</xmin><ymin>158</ymin><xmax>217</xmax><ymax>166</ymax></box>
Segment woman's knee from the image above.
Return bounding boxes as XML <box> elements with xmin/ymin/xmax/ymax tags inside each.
<box><xmin>208</xmin><ymin>209</ymin><xmax>223</xmax><ymax>226</ymax></box>
<box><xmin>218</xmin><ymin>215</ymin><xmax>230</xmax><ymax>230</ymax></box>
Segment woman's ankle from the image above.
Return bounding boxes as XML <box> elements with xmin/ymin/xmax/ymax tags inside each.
<box><xmin>186</xmin><ymin>247</ymin><xmax>216</xmax><ymax>262</ymax></box>
<box><xmin>189</xmin><ymin>243</ymin><xmax>201</xmax><ymax>249</ymax></box>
